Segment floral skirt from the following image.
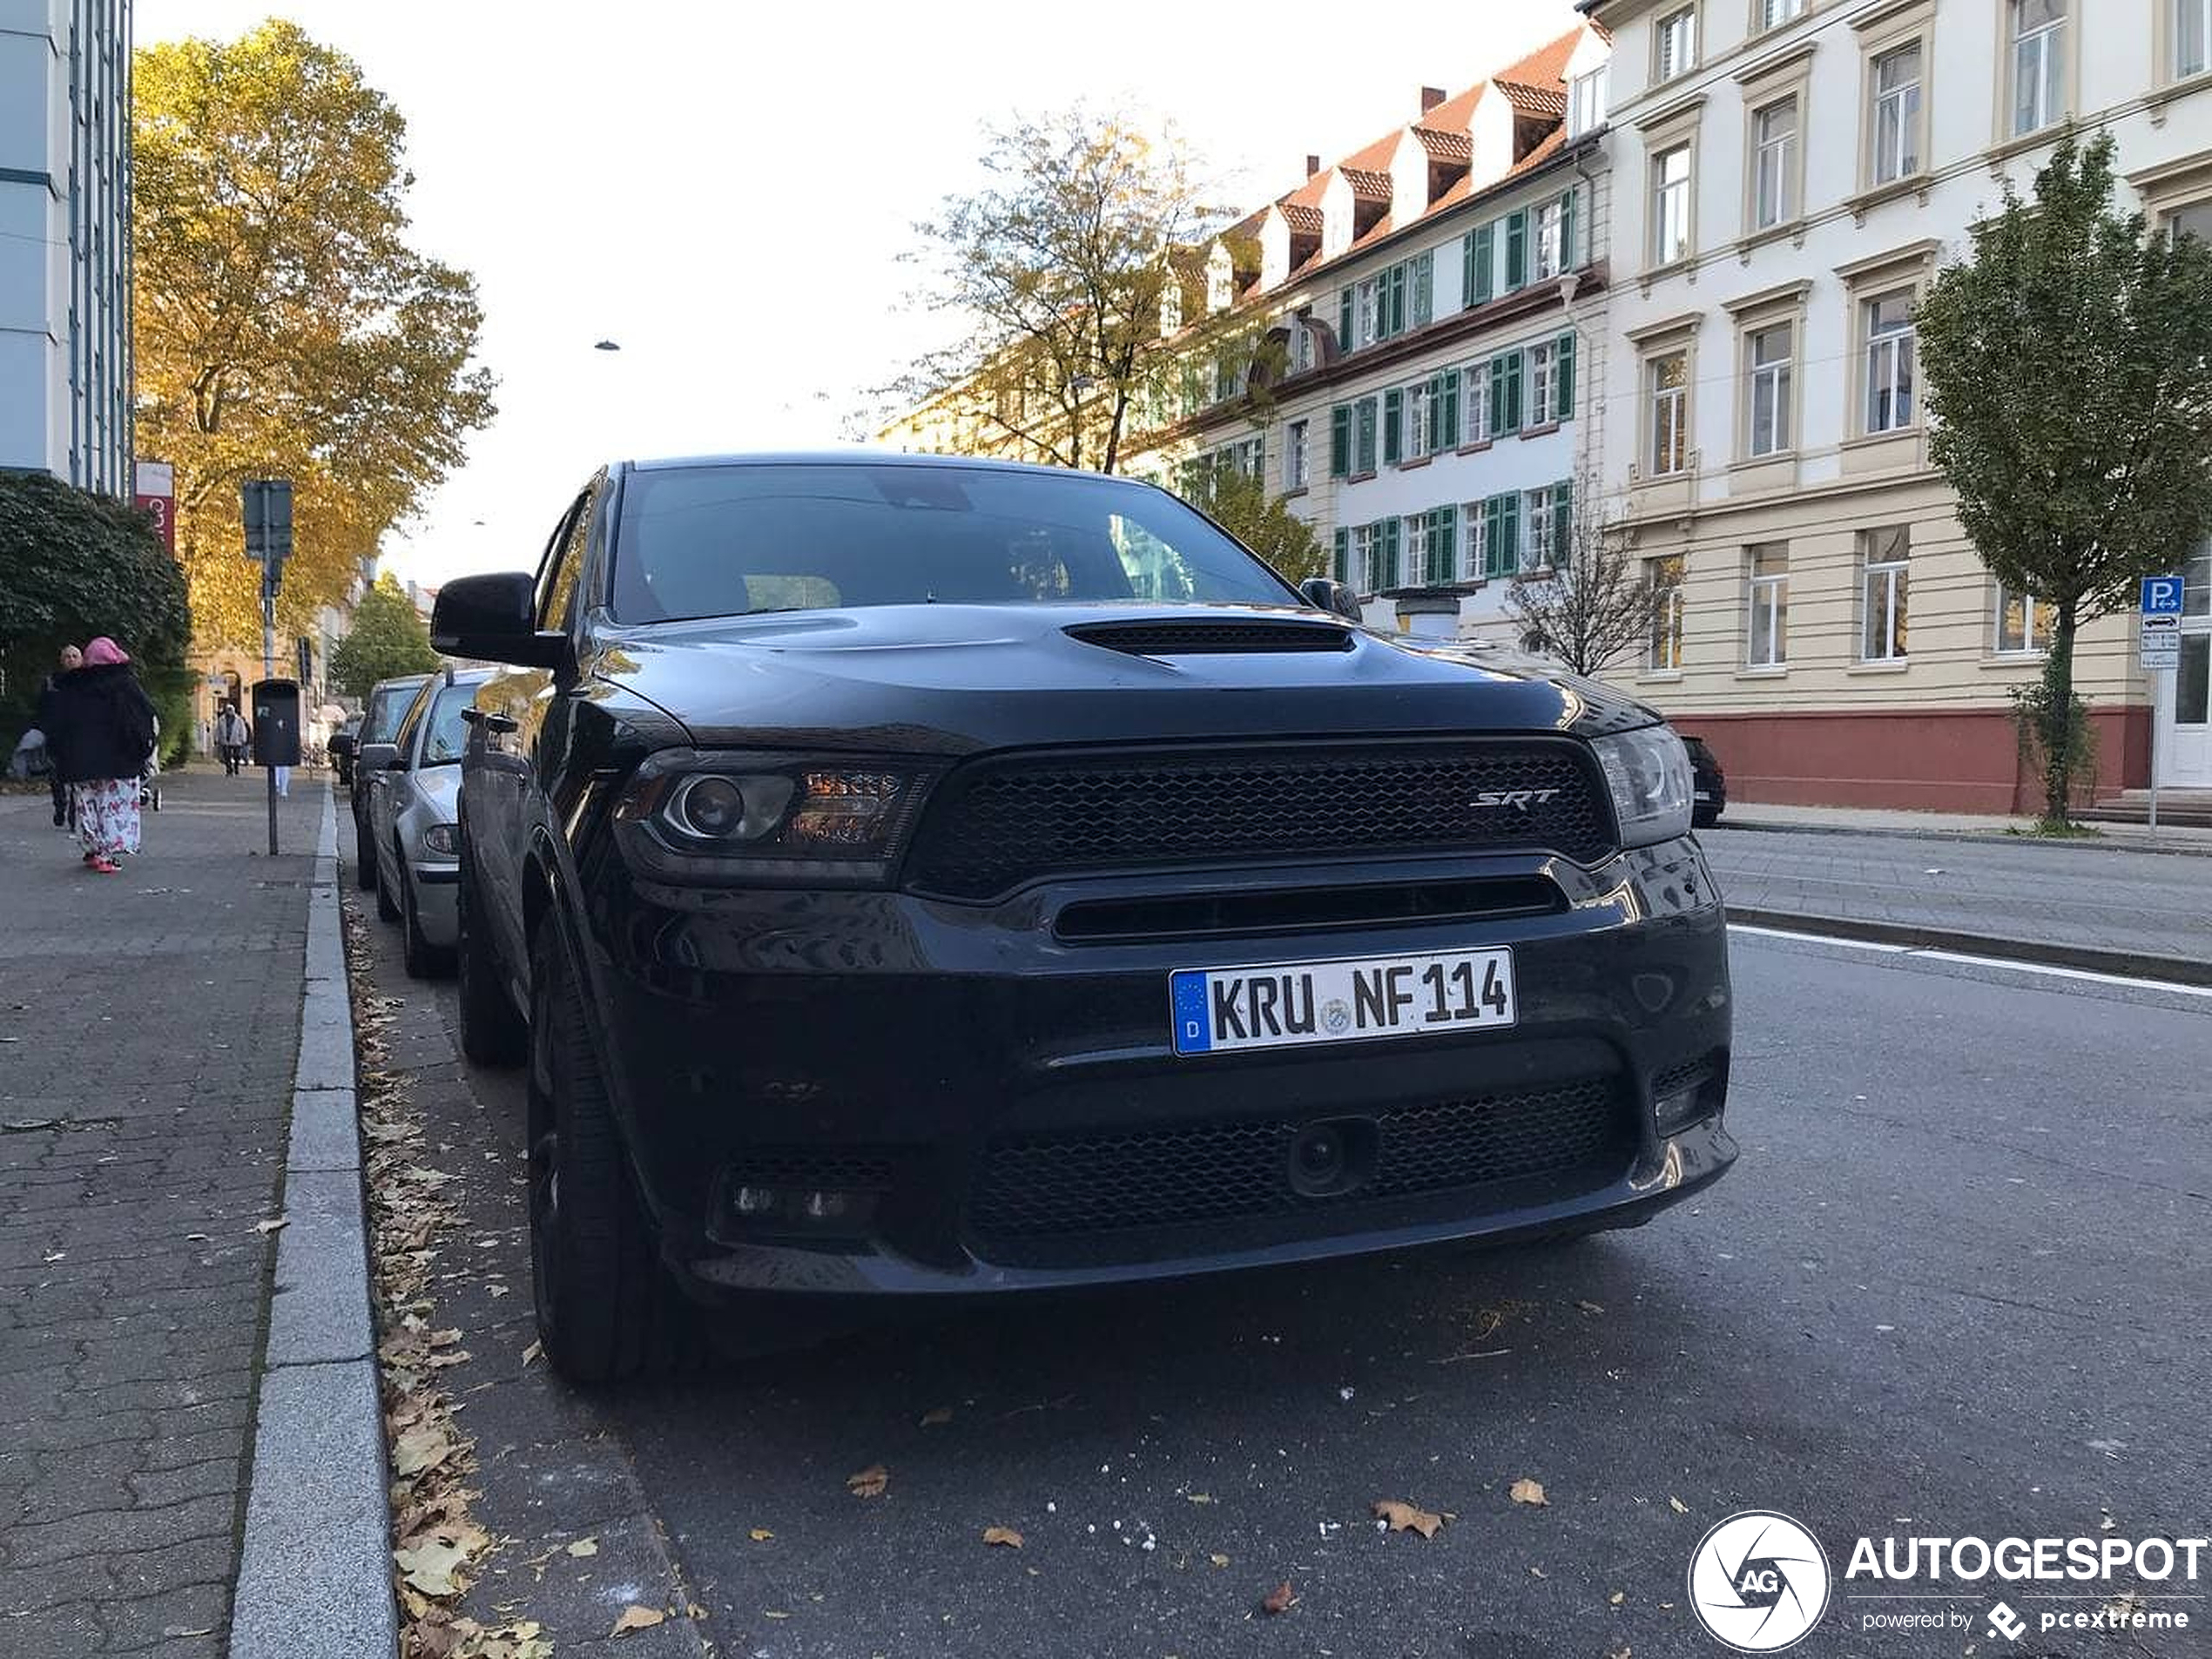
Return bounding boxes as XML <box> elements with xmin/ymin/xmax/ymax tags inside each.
<box><xmin>73</xmin><ymin>778</ymin><xmax>142</xmax><ymax>859</ymax></box>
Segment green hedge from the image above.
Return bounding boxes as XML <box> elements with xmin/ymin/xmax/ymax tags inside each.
<box><xmin>0</xmin><ymin>469</ymin><xmax>192</xmax><ymax>763</ymax></box>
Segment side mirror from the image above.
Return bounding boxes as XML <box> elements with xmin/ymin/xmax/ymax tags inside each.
<box><xmin>357</xmin><ymin>741</ymin><xmax>398</xmax><ymax>776</ymax></box>
<box><xmin>431</xmin><ymin>572</ymin><xmax>565</xmax><ymax>669</ymax></box>
<box><xmin>1300</xmin><ymin>577</ymin><xmax>1365</xmax><ymax>623</ymax></box>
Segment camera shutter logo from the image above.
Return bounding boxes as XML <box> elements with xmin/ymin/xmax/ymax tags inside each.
<box><xmin>1687</xmin><ymin>1511</ymin><xmax>1831</xmax><ymax>1652</ymax></box>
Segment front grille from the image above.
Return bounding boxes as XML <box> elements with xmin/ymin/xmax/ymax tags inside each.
<box><xmin>967</xmin><ymin>1076</ymin><xmax>1633</xmax><ymax>1263</ymax></box>
<box><xmin>905</xmin><ymin>741</ymin><xmax>1614</xmax><ymax>900</ymax></box>
<box><xmin>1063</xmin><ymin>620</ymin><xmax>1354</xmax><ymax>657</ymax></box>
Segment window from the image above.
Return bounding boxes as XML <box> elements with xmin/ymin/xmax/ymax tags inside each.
<box><xmin>1463</xmin><ymin>361</ymin><xmax>1493</xmax><ymax>445</ymax></box>
<box><xmin>1339</xmin><ymin>259</ymin><xmax>1421</xmax><ymax>354</ymax></box>
<box><xmin>1354</xmin><ymin>280</ymin><xmax>1379</xmax><ymax>349</ymax></box>
<box><xmin>1656</xmin><ymin>7</ymin><xmax>1698</xmax><ymax>80</ymax></box>
<box><xmin>1290</xmin><ymin>322</ymin><xmax>1315</xmax><ymax>375</ymax></box>
<box><xmin>1521</xmin><ymin>485</ymin><xmax>1568</xmax><ymax>572</ymax></box>
<box><xmin>1747</xmin><ymin>322</ymin><xmax>1793</xmax><ymax>457</ymax></box>
<box><xmin>1354</xmin><ymin>396</ymin><xmax>1379</xmax><ymax>474</ymax></box>
<box><xmin>1477</xmin><ymin>494</ymin><xmax>1524</xmax><ymax>579</ymax></box>
<box><xmin>1649</xmin><ymin>556</ymin><xmax>1685</xmax><ymax>671</ymax></box>
<box><xmin>1652</xmin><ymin>145</ymin><xmax>1692</xmax><ymax>266</ymax></box>
<box><xmin>1569</xmin><ymin>67</ymin><xmax>1608</xmax><ymax>136</ymax></box>
<box><xmin>1746</xmin><ymin>544</ymin><xmax>1789</xmax><ymax>667</ymax></box>
<box><xmin>1993</xmin><ymin>581</ymin><xmax>2053</xmax><ymax>654</ymax></box>
<box><xmin>2168</xmin><ymin>200</ymin><xmax>2212</xmax><ymax>246</ymax></box>
<box><xmin>1861</xmin><ymin>525</ymin><xmax>1910</xmax><ymax>661</ymax></box>
<box><xmin>1351</xmin><ymin>523</ymin><xmax>1379</xmax><ymax>591</ymax></box>
<box><xmin>1752</xmin><ymin>98</ymin><xmax>1797</xmax><ymax>228</ymax></box>
<box><xmin>1649</xmin><ymin>351</ymin><xmax>1689</xmax><ymax>475</ymax></box>
<box><xmin>2012</xmin><ymin>0</ymin><xmax>2065</xmax><ymax>136</ymax></box>
<box><xmin>1528</xmin><ymin>341</ymin><xmax>1558</xmax><ymax>428</ymax></box>
<box><xmin>1285</xmin><ymin>420</ymin><xmax>1309</xmax><ymax>490</ymax></box>
<box><xmin>1757</xmin><ymin>0</ymin><xmax>1805</xmax><ymax>29</ymax></box>
<box><xmin>1864</xmin><ymin>290</ymin><xmax>1917</xmax><ymax>434</ymax></box>
<box><xmin>2182</xmin><ymin>0</ymin><xmax>2212</xmax><ymax>78</ymax></box>
<box><xmin>1534</xmin><ymin>199</ymin><xmax>1565</xmax><ymax>281</ymax></box>
<box><xmin>1871</xmin><ymin>44</ymin><xmax>1923</xmax><ymax>185</ymax></box>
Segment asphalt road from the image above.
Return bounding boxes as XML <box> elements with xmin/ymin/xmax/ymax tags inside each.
<box><xmin>350</xmin><ymin>847</ymin><xmax>2212</xmax><ymax>1658</ymax></box>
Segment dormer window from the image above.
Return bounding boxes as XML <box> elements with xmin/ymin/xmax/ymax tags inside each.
<box><xmin>1205</xmin><ymin>245</ymin><xmax>1235</xmax><ymax>314</ymax></box>
<box><xmin>1158</xmin><ymin>279</ymin><xmax>1184</xmax><ymax>339</ymax></box>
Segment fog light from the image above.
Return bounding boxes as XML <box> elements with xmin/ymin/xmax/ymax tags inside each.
<box><xmin>730</xmin><ymin>1184</ymin><xmax>781</xmax><ymax>1217</ymax></box>
<box><xmin>1655</xmin><ymin>1087</ymin><xmax>1703</xmax><ymax>1133</ymax></box>
<box><xmin>799</xmin><ymin>1190</ymin><xmax>851</xmax><ymax>1222</ymax></box>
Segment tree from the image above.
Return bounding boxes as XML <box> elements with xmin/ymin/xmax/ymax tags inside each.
<box><xmin>328</xmin><ymin>574</ymin><xmax>439</xmax><ymax>699</ymax></box>
<box><xmin>132</xmin><ymin>21</ymin><xmax>496</xmax><ymax>651</ymax></box>
<box><xmin>900</xmin><ymin>108</ymin><xmax>1239</xmax><ymax>474</ymax></box>
<box><xmin>1183</xmin><ymin>465</ymin><xmax>1327</xmax><ymax>585</ymax></box>
<box><xmin>0</xmin><ymin>471</ymin><xmax>194</xmax><ymax>760</ymax></box>
<box><xmin>1505</xmin><ymin>472</ymin><xmax>1655</xmax><ymax>677</ymax></box>
<box><xmin>1918</xmin><ymin>132</ymin><xmax>2212</xmax><ymax>823</ymax></box>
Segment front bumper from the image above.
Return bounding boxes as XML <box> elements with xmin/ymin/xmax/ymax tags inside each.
<box><xmin>571</xmin><ymin>839</ymin><xmax>1733</xmax><ymax>1300</ymax></box>
<box><xmin>408</xmin><ymin>862</ymin><xmax>460</xmax><ymax>945</ymax></box>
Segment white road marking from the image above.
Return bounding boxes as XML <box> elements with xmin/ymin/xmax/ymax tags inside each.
<box><xmin>1728</xmin><ymin>923</ymin><xmax>2212</xmax><ymax>999</ymax></box>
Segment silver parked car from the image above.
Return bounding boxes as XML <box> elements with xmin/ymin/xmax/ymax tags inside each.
<box><xmin>367</xmin><ymin>668</ymin><xmax>490</xmax><ymax>978</ymax></box>
<box><xmin>351</xmin><ymin>673</ymin><xmax>432</xmax><ymax>892</ymax></box>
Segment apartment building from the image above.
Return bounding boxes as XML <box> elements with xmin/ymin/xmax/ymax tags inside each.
<box><xmin>1586</xmin><ymin>0</ymin><xmax>2212</xmax><ymax>808</ymax></box>
<box><xmin>1</xmin><ymin>0</ymin><xmax>135</xmax><ymax>494</ymax></box>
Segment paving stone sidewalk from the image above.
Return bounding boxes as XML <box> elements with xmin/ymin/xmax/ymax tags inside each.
<box><xmin>0</xmin><ymin>767</ymin><xmax>323</xmax><ymax>1656</ymax></box>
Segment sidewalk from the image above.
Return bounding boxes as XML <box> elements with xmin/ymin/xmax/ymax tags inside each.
<box><xmin>0</xmin><ymin>766</ymin><xmax>321</xmax><ymax>1655</ymax></box>
<box><xmin>1716</xmin><ymin>799</ymin><xmax>2212</xmax><ymax>854</ymax></box>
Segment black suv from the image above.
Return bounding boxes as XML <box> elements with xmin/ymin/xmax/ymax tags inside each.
<box><xmin>434</xmin><ymin>455</ymin><xmax>1734</xmax><ymax>1382</ymax></box>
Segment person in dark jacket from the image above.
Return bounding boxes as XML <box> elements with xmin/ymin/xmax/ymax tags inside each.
<box><xmin>34</xmin><ymin>643</ymin><xmax>84</xmax><ymax>827</ymax></box>
<box><xmin>48</xmin><ymin>637</ymin><xmax>158</xmax><ymax>873</ymax></box>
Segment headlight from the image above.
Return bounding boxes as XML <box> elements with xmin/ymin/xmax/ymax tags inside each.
<box><xmin>1592</xmin><ymin>725</ymin><xmax>1693</xmax><ymax>847</ymax></box>
<box><xmin>421</xmin><ymin>822</ymin><xmax>459</xmax><ymax>858</ymax></box>
<box><xmin>612</xmin><ymin>750</ymin><xmax>938</xmax><ymax>886</ymax></box>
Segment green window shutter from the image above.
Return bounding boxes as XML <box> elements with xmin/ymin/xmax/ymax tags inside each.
<box><xmin>1556</xmin><ymin>332</ymin><xmax>1576</xmax><ymax>422</ymax></box>
<box><xmin>1333</xmin><ymin>526</ymin><xmax>1350</xmax><ymax>584</ymax></box>
<box><xmin>1487</xmin><ymin>359</ymin><xmax>1507</xmax><ymax>436</ymax></box>
<box><xmin>1339</xmin><ymin>286</ymin><xmax>1355</xmax><ymax>353</ymax></box>
<box><xmin>1473</xmin><ymin>224</ymin><xmax>1494</xmax><ymax>304</ymax></box>
<box><xmin>1380</xmin><ymin>516</ymin><xmax>1401</xmax><ymax>588</ymax></box>
<box><xmin>1560</xmin><ymin>187</ymin><xmax>1580</xmax><ymax>269</ymax></box>
<box><xmin>1412</xmin><ymin>252</ymin><xmax>1433</xmax><ymax>327</ymax></box>
<box><xmin>1502</xmin><ymin>493</ymin><xmax>1523</xmax><ymax>571</ymax></box>
<box><xmin>1432</xmin><ymin>503</ymin><xmax>1459</xmax><ymax>584</ymax></box>
<box><xmin>1330</xmin><ymin>404</ymin><xmax>1350</xmax><ymax>477</ymax></box>
<box><xmin>1480</xmin><ymin>497</ymin><xmax>1500</xmax><ymax>578</ymax></box>
<box><xmin>1501</xmin><ymin>351</ymin><xmax>1523</xmax><ymax>432</ymax></box>
<box><xmin>1438</xmin><ymin>370</ymin><xmax>1460</xmax><ymax>448</ymax></box>
<box><xmin>1553</xmin><ymin>481</ymin><xmax>1573</xmax><ymax>560</ymax></box>
<box><xmin>1461</xmin><ymin>232</ymin><xmax>1477</xmax><ymax>307</ymax></box>
<box><xmin>1383</xmin><ymin>388</ymin><xmax>1403</xmax><ymax>465</ymax></box>
<box><xmin>1505</xmin><ymin>208</ymin><xmax>1528</xmax><ymax>289</ymax></box>
<box><xmin>1386</xmin><ymin>264</ymin><xmax>1407</xmax><ymax>337</ymax></box>
<box><xmin>1355</xmin><ymin>398</ymin><xmax>1377</xmax><ymax>473</ymax></box>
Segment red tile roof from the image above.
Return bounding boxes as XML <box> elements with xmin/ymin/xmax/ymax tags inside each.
<box><xmin>1278</xmin><ymin>201</ymin><xmax>1324</xmax><ymax>233</ymax></box>
<box><xmin>1339</xmin><ymin>166</ymin><xmax>1394</xmax><ymax>201</ymax></box>
<box><xmin>1412</xmin><ymin>125</ymin><xmax>1474</xmax><ymax>162</ymax></box>
<box><xmin>1499</xmin><ymin>80</ymin><xmax>1569</xmax><ymax>118</ymax></box>
<box><xmin>1497</xmin><ymin>29</ymin><xmax>1582</xmax><ymax>91</ymax></box>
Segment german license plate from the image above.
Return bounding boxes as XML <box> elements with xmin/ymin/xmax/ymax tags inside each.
<box><xmin>1170</xmin><ymin>948</ymin><xmax>1516</xmax><ymax>1056</ymax></box>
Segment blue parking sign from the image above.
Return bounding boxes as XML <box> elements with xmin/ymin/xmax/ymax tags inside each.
<box><xmin>2142</xmin><ymin>575</ymin><xmax>2184</xmax><ymax>616</ymax></box>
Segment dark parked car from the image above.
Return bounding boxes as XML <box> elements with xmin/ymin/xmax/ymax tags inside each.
<box><xmin>350</xmin><ymin>673</ymin><xmax>433</xmax><ymax>891</ymax></box>
<box><xmin>434</xmin><ymin>455</ymin><xmax>1734</xmax><ymax>1383</ymax></box>
<box><xmin>328</xmin><ymin>714</ymin><xmax>362</xmax><ymax>786</ymax></box>
<box><xmin>1684</xmin><ymin>735</ymin><xmax>1727</xmax><ymax>827</ymax></box>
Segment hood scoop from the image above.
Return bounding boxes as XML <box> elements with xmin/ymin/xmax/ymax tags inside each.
<box><xmin>1063</xmin><ymin>619</ymin><xmax>1355</xmax><ymax>658</ymax></box>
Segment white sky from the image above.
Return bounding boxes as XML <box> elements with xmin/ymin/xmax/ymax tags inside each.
<box><xmin>137</xmin><ymin>0</ymin><xmax>1583</xmax><ymax>590</ymax></box>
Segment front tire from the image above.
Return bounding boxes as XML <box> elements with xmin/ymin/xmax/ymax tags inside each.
<box><xmin>528</xmin><ymin>926</ymin><xmax>672</xmax><ymax>1385</ymax></box>
<box><xmin>456</xmin><ymin>845</ymin><xmax>526</xmax><ymax>1068</ymax></box>
<box><xmin>354</xmin><ymin>799</ymin><xmax>379</xmax><ymax>892</ymax></box>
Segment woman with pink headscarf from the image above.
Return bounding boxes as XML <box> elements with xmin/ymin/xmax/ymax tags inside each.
<box><xmin>48</xmin><ymin>637</ymin><xmax>158</xmax><ymax>873</ymax></box>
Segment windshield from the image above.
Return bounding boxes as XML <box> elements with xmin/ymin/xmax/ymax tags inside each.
<box><xmin>421</xmin><ymin>681</ymin><xmax>476</xmax><ymax>765</ymax></box>
<box><xmin>609</xmin><ymin>462</ymin><xmax>1297</xmax><ymax>623</ymax></box>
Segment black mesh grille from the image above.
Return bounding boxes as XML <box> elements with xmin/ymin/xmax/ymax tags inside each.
<box><xmin>719</xmin><ymin>1149</ymin><xmax>896</xmax><ymax>1190</ymax></box>
<box><xmin>967</xmin><ymin>1076</ymin><xmax>1632</xmax><ymax>1259</ymax></box>
<box><xmin>906</xmin><ymin>742</ymin><xmax>1613</xmax><ymax>899</ymax></box>
<box><xmin>1063</xmin><ymin>621</ymin><xmax>1354</xmax><ymax>656</ymax></box>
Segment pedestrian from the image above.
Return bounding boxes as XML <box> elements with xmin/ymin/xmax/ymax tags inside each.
<box><xmin>214</xmin><ymin>702</ymin><xmax>249</xmax><ymax>777</ymax></box>
<box><xmin>34</xmin><ymin>644</ymin><xmax>84</xmax><ymax>828</ymax></box>
<box><xmin>48</xmin><ymin>636</ymin><xmax>158</xmax><ymax>874</ymax></box>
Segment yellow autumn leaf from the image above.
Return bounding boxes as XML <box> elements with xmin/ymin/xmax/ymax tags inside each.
<box><xmin>1509</xmin><ymin>1478</ymin><xmax>1549</xmax><ymax>1507</ymax></box>
<box><xmin>1373</xmin><ymin>1498</ymin><xmax>1446</xmax><ymax>1539</ymax></box>
<box><xmin>982</xmin><ymin>1526</ymin><xmax>1024</xmax><ymax>1548</ymax></box>
<box><xmin>610</xmin><ymin>1605</ymin><xmax>665</xmax><ymax>1635</ymax></box>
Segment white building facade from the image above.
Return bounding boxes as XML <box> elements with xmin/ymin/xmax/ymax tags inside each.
<box><xmin>1</xmin><ymin>0</ymin><xmax>134</xmax><ymax>494</ymax></box>
<box><xmin>1588</xmin><ymin>0</ymin><xmax>2212</xmax><ymax>809</ymax></box>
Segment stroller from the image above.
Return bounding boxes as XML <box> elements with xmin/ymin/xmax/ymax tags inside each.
<box><xmin>139</xmin><ymin>715</ymin><xmax>163</xmax><ymax>813</ymax></box>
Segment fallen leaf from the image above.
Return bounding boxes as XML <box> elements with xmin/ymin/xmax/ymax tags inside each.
<box><xmin>394</xmin><ymin>1426</ymin><xmax>456</xmax><ymax>1478</ymax></box>
<box><xmin>846</xmin><ymin>1463</ymin><xmax>889</xmax><ymax>1498</ymax></box>
<box><xmin>1610</xmin><ymin>1590</ymin><xmax>1626</xmax><ymax>1605</ymax></box>
<box><xmin>763</xmin><ymin>1609</ymin><xmax>791</xmax><ymax>1620</ymax></box>
<box><xmin>566</xmin><ymin>1538</ymin><xmax>598</xmax><ymax>1557</ymax></box>
<box><xmin>394</xmin><ymin>1538</ymin><xmax>469</xmax><ymax>1596</ymax></box>
<box><xmin>1262</xmin><ymin>1581</ymin><xmax>1297</xmax><ymax>1615</ymax></box>
<box><xmin>1509</xmin><ymin>1478</ymin><xmax>1549</xmax><ymax>1507</ymax></box>
<box><xmin>254</xmin><ymin>1217</ymin><xmax>287</xmax><ymax>1234</ymax></box>
<box><xmin>686</xmin><ymin>1603</ymin><xmax>709</xmax><ymax>1620</ymax></box>
<box><xmin>1209</xmin><ymin>1554</ymin><xmax>1231</xmax><ymax>1568</ymax></box>
<box><xmin>1187</xmin><ymin>1492</ymin><xmax>1215</xmax><ymax>1505</ymax></box>
<box><xmin>521</xmin><ymin>1340</ymin><xmax>543</xmax><ymax>1367</ymax></box>
<box><xmin>748</xmin><ymin>1527</ymin><xmax>775</xmax><ymax>1542</ymax></box>
<box><xmin>1668</xmin><ymin>1495</ymin><xmax>1689</xmax><ymax>1515</ymax></box>
<box><xmin>1372</xmin><ymin>1499</ymin><xmax>1446</xmax><ymax>1539</ymax></box>
<box><xmin>610</xmin><ymin>1605</ymin><xmax>665</xmax><ymax>1635</ymax></box>
<box><xmin>1576</xmin><ymin>1299</ymin><xmax>1605</xmax><ymax>1314</ymax></box>
<box><xmin>982</xmin><ymin>1526</ymin><xmax>1024</xmax><ymax>1548</ymax></box>
<box><xmin>1530</xmin><ymin>1565</ymin><xmax>1548</xmax><ymax>1579</ymax></box>
<box><xmin>920</xmin><ymin>1406</ymin><xmax>954</xmax><ymax>1427</ymax></box>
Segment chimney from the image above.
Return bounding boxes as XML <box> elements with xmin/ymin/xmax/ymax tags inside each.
<box><xmin>1305</xmin><ymin>153</ymin><xmax>1321</xmax><ymax>178</ymax></box>
<box><xmin>1420</xmin><ymin>86</ymin><xmax>1447</xmax><ymax>115</ymax></box>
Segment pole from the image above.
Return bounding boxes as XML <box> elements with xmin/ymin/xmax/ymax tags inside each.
<box><xmin>2148</xmin><ymin>676</ymin><xmax>2161</xmax><ymax>834</ymax></box>
<box><xmin>263</xmin><ymin>568</ymin><xmax>279</xmax><ymax>858</ymax></box>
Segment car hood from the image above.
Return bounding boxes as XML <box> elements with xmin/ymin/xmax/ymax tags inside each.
<box><xmin>584</xmin><ymin>604</ymin><xmax>1659</xmax><ymax>755</ymax></box>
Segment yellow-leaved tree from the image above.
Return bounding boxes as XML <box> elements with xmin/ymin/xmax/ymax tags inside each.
<box><xmin>133</xmin><ymin>20</ymin><xmax>496</xmax><ymax>649</ymax></box>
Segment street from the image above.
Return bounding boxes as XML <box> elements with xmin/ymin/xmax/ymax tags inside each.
<box><xmin>347</xmin><ymin>813</ymin><xmax>2212</xmax><ymax>1659</ymax></box>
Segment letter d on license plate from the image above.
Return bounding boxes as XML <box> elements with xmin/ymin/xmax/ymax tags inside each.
<box><xmin>1170</xmin><ymin>948</ymin><xmax>1516</xmax><ymax>1056</ymax></box>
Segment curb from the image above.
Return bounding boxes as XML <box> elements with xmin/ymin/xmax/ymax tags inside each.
<box><xmin>231</xmin><ymin>783</ymin><xmax>399</xmax><ymax>1657</ymax></box>
<box><xmin>1712</xmin><ymin>816</ymin><xmax>2212</xmax><ymax>859</ymax></box>
<box><xmin>1727</xmin><ymin>906</ymin><xmax>2212</xmax><ymax>988</ymax></box>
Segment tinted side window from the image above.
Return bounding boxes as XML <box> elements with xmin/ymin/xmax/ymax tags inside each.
<box><xmin>387</xmin><ymin>681</ymin><xmax>436</xmax><ymax>763</ymax></box>
<box><xmin>537</xmin><ymin>479</ymin><xmax>600</xmax><ymax>634</ymax></box>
